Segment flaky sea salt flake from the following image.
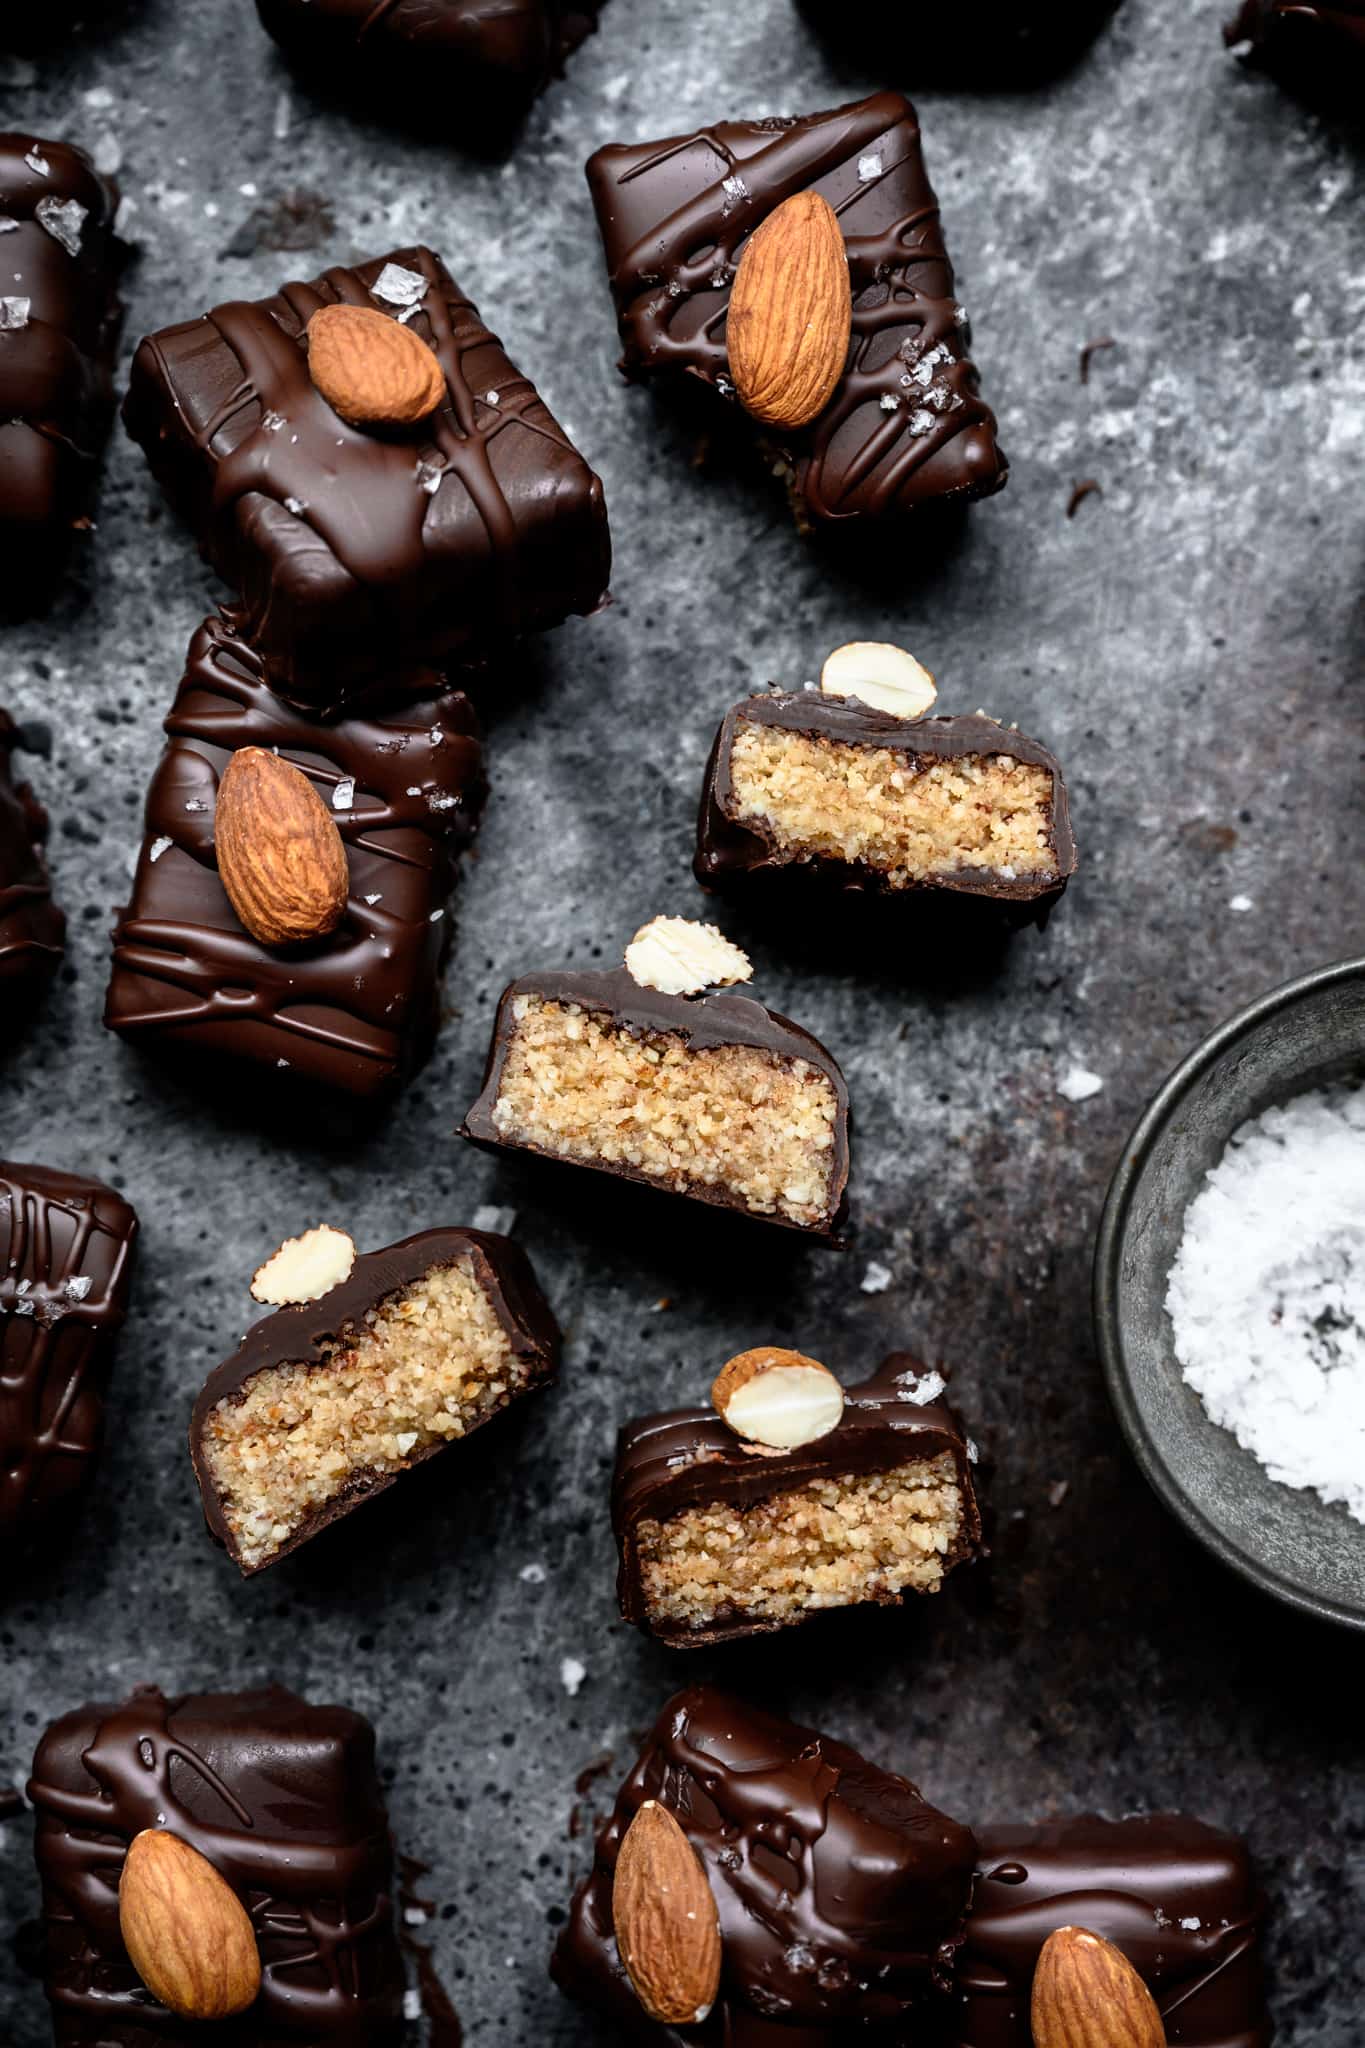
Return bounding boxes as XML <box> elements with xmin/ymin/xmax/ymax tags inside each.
<box><xmin>36</xmin><ymin>196</ymin><xmax>86</xmax><ymax>255</ymax></box>
<box><xmin>371</xmin><ymin>260</ymin><xmax>428</xmax><ymax>309</ymax></box>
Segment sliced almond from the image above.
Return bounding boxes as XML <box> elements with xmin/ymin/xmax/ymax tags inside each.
<box><xmin>307</xmin><ymin>302</ymin><xmax>445</xmax><ymax>427</ymax></box>
<box><xmin>1032</xmin><ymin>1925</ymin><xmax>1167</xmax><ymax>2048</ymax></box>
<box><xmin>711</xmin><ymin>1346</ymin><xmax>845</xmax><ymax>1449</ymax></box>
<box><xmin>624</xmin><ymin>917</ymin><xmax>752</xmax><ymax>997</ymax></box>
<box><xmin>215</xmin><ymin>747</ymin><xmax>349</xmax><ymax>948</ymax></box>
<box><xmin>612</xmin><ymin>1800</ymin><xmax>721</xmax><ymax>2027</ymax></box>
<box><xmin>820</xmin><ymin>641</ymin><xmax>938</xmax><ymax>719</ymax></box>
<box><xmin>727</xmin><ymin>190</ymin><xmax>851</xmax><ymax>430</ymax></box>
<box><xmin>250</xmin><ymin>1224</ymin><xmax>356</xmax><ymax>1305</ymax></box>
<box><xmin>118</xmin><ymin>1829</ymin><xmax>261</xmax><ymax>2021</ymax></box>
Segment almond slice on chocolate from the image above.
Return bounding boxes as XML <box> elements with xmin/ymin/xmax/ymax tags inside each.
<box><xmin>820</xmin><ymin>641</ymin><xmax>938</xmax><ymax>719</ymax></box>
<box><xmin>118</xmin><ymin>1829</ymin><xmax>261</xmax><ymax>2021</ymax></box>
<box><xmin>727</xmin><ymin>190</ymin><xmax>852</xmax><ymax>430</ymax></box>
<box><xmin>251</xmin><ymin>1224</ymin><xmax>356</xmax><ymax>1305</ymax></box>
<box><xmin>215</xmin><ymin>747</ymin><xmax>349</xmax><ymax>948</ymax></box>
<box><xmin>306</xmin><ymin>302</ymin><xmax>445</xmax><ymax>427</ymax></box>
<box><xmin>1032</xmin><ymin>1924</ymin><xmax>1167</xmax><ymax>2048</ymax></box>
<box><xmin>624</xmin><ymin>917</ymin><xmax>752</xmax><ymax>997</ymax></box>
<box><xmin>711</xmin><ymin>1346</ymin><xmax>845</xmax><ymax>1449</ymax></box>
<box><xmin>612</xmin><ymin>1799</ymin><xmax>722</xmax><ymax>2027</ymax></box>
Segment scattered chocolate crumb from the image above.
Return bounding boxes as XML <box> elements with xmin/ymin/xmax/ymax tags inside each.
<box><xmin>1079</xmin><ymin>335</ymin><xmax>1117</xmax><ymax>384</ymax></box>
<box><xmin>1066</xmin><ymin>479</ymin><xmax>1102</xmax><ymax>519</ymax></box>
<box><xmin>222</xmin><ymin>188</ymin><xmax>337</xmax><ymax>259</ymax></box>
<box><xmin>1181</xmin><ymin>820</ymin><xmax>1239</xmax><ymax>855</ymax></box>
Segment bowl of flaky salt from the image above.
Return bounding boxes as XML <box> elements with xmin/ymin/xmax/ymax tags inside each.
<box><xmin>1095</xmin><ymin>956</ymin><xmax>1365</xmax><ymax>1629</ymax></box>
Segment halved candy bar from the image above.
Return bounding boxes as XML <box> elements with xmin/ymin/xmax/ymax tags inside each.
<box><xmin>0</xmin><ymin>710</ymin><xmax>64</xmax><ymax>1015</ymax></box>
<box><xmin>551</xmin><ymin>1683</ymin><xmax>977</xmax><ymax>2045</ymax></box>
<box><xmin>461</xmin><ymin>966</ymin><xmax>851</xmax><ymax>1237</ymax></box>
<box><xmin>191</xmin><ymin>1227</ymin><xmax>559</xmax><ymax>1573</ymax></box>
<box><xmin>697</xmin><ymin>694</ymin><xmax>1075</xmax><ymax>914</ymax></box>
<box><xmin>960</xmin><ymin>1813</ymin><xmax>1271</xmax><ymax>2047</ymax></box>
<box><xmin>614</xmin><ymin>1352</ymin><xmax>981</xmax><ymax>1646</ymax></box>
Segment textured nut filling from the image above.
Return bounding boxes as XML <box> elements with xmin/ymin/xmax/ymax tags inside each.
<box><xmin>202</xmin><ymin>1260</ymin><xmax>524</xmax><ymax>1568</ymax></box>
<box><xmin>489</xmin><ymin>997</ymin><xmax>839</xmax><ymax>1227</ymax></box>
<box><xmin>635</xmin><ymin>1456</ymin><xmax>963</xmax><ymax>1629</ymax></box>
<box><xmin>728</xmin><ymin>721</ymin><xmax>1056</xmax><ymax>883</ymax></box>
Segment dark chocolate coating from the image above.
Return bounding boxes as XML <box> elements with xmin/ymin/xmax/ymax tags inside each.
<box><xmin>1226</xmin><ymin>0</ymin><xmax>1365</xmax><ymax>76</ymax></box>
<box><xmin>123</xmin><ymin>246</ymin><xmax>611</xmax><ymax>709</ymax></box>
<box><xmin>695</xmin><ymin>696</ymin><xmax>1077</xmax><ymax>907</ymax></box>
<box><xmin>28</xmin><ymin>1683</ymin><xmax>404</xmax><ymax>2046</ymax></box>
<box><xmin>254</xmin><ymin>0</ymin><xmax>605</xmax><ymax>120</ymax></box>
<box><xmin>0</xmin><ymin>1160</ymin><xmax>138</xmax><ymax>1545</ymax></box>
<box><xmin>0</xmin><ymin>709</ymin><xmax>65</xmax><ymax>1012</ymax></box>
<box><xmin>0</xmin><ymin>134</ymin><xmax>121</xmax><ymax>609</ymax></box>
<box><xmin>958</xmin><ymin>1814</ymin><xmax>1270</xmax><ymax>2048</ymax></box>
<box><xmin>104</xmin><ymin>614</ymin><xmax>486</xmax><ymax>1099</ymax></box>
<box><xmin>584</xmin><ymin>91</ymin><xmax>1006</xmax><ymax>526</ymax></box>
<box><xmin>614</xmin><ymin>1352</ymin><xmax>981</xmax><ymax>1645</ymax></box>
<box><xmin>461</xmin><ymin>966</ymin><xmax>851</xmax><ymax>1238</ymax></box>
<box><xmin>551</xmin><ymin>1684</ymin><xmax>977</xmax><ymax>2045</ymax></box>
<box><xmin>190</xmin><ymin>1227</ymin><xmax>561</xmax><ymax>1573</ymax></box>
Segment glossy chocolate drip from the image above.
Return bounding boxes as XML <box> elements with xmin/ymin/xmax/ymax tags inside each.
<box><xmin>189</xmin><ymin>1226</ymin><xmax>561</xmax><ymax>1571</ymax></box>
<box><xmin>551</xmin><ymin>1684</ymin><xmax>977</xmax><ymax>2046</ymax></box>
<box><xmin>123</xmin><ymin>246</ymin><xmax>611</xmax><ymax>707</ymax></box>
<box><xmin>0</xmin><ymin>710</ymin><xmax>65</xmax><ymax>1006</ymax></box>
<box><xmin>0</xmin><ymin>133</ymin><xmax>122</xmax><ymax>606</ymax></box>
<box><xmin>254</xmin><ymin>0</ymin><xmax>606</xmax><ymax>113</ymax></box>
<box><xmin>959</xmin><ymin>1814</ymin><xmax>1270</xmax><ymax>2048</ymax></box>
<box><xmin>585</xmin><ymin>91</ymin><xmax>1006</xmax><ymax>524</ymax></box>
<box><xmin>28</xmin><ymin>1684</ymin><xmax>403</xmax><ymax>2046</ymax></box>
<box><xmin>460</xmin><ymin>965</ymin><xmax>852</xmax><ymax>1238</ymax></box>
<box><xmin>104</xmin><ymin>614</ymin><xmax>485</xmax><ymax>1099</ymax></box>
<box><xmin>614</xmin><ymin>1352</ymin><xmax>981</xmax><ymax>1643</ymax></box>
<box><xmin>696</xmin><ymin>696</ymin><xmax>1077</xmax><ymax>905</ymax></box>
<box><xmin>0</xmin><ymin>1159</ymin><xmax>138</xmax><ymax>1543</ymax></box>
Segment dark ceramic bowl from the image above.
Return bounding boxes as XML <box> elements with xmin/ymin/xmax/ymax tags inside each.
<box><xmin>1094</xmin><ymin>957</ymin><xmax>1365</xmax><ymax>1630</ymax></box>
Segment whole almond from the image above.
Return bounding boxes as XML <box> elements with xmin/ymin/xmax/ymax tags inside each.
<box><xmin>712</xmin><ymin>1346</ymin><xmax>845</xmax><ymax>1449</ymax></box>
<box><xmin>118</xmin><ymin>1829</ymin><xmax>261</xmax><ymax>2020</ymax></box>
<box><xmin>726</xmin><ymin>191</ymin><xmax>851</xmax><ymax>430</ymax></box>
<box><xmin>215</xmin><ymin>747</ymin><xmax>348</xmax><ymax>948</ymax></box>
<box><xmin>612</xmin><ymin>1800</ymin><xmax>722</xmax><ymax>2027</ymax></box>
<box><xmin>1032</xmin><ymin>1925</ymin><xmax>1166</xmax><ymax>2048</ymax></box>
<box><xmin>307</xmin><ymin>302</ymin><xmax>445</xmax><ymax>426</ymax></box>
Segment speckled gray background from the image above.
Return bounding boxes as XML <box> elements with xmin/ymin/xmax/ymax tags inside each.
<box><xmin>2</xmin><ymin>0</ymin><xmax>1364</xmax><ymax>2039</ymax></box>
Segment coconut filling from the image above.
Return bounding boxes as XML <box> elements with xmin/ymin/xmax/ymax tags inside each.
<box><xmin>201</xmin><ymin>1258</ymin><xmax>526</xmax><ymax>1568</ymax></box>
<box><xmin>487</xmin><ymin>996</ymin><xmax>840</xmax><ymax>1228</ymax></box>
<box><xmin>728</xmin><ymin>720</ymin><xmax>1057</xmax><ymax>884</ymax></box>
<box><xmin>634</xmin><ymin>1455</ymin><xmax>966</xmax><ymax>1629</ymax></box>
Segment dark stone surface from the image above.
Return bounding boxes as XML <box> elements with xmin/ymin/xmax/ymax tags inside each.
<box><xmin>0</xmin><ymin>1</ymin><xmax>1362</xmax><ymax>2041</ymax></box>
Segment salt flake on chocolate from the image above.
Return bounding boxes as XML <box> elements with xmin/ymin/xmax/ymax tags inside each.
<box><xmin>0</xmin><ymin>296</ymin><xmax>30</xmax><ymax>329</ymax></box>
<box><xmin>371</xmin><ymin>261</ymin><xmax>428</xmax><ymax>310</ymax></box>
<box><xmin>36</xmin><ymin>196</ymin><xmax>87</xmax><ymax>256</ymax></box>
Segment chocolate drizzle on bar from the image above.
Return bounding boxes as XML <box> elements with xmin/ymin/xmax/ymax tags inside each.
<box><xmin>614</xmin><ymin>1353</ymin><xmax>982</xmax><ymax>1644</ymax></box>
<box><xmin>585</xmin><ymin>91</ymin><xmax>1007</xmax><ymax>524</ymax></box>
<box><xmin>104</xmin><ymin>614</ymin><xmax>486</xmax><ymax>1098</ymax></box>
<box><xmin>551</xmin><ymin>1684</ymin><xmax>977</xmax><ymax>2046</ymax></box>
<box><xmin>0</xmin><ymin>1160</ymin><xmax>138</xmax><ymax>1543</ymax></box>
<box><xmin>28</xmin><ymin>1684</ymin><xmax>405</xmax><ymax>2045</ymax></box>
<box><xmin>0</xmin><ymin>712</ymin><xmax>64</xmax><ymax>1010</ymax></box>
<box><xmin>696</xmin><ymin>695</ymin><xmax>1077</xmax><ymax>907</ymax></box>
<box><xmin>123</xmin><ymin>246</ymin><xmax>611</xmax><ymax>707</ymax></box>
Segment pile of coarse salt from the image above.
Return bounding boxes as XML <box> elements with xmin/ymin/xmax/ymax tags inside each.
<box><xmin>1166</xmin><ymin>1082</ymin><xmax>1365</xmax><ymax>1523</ymax></box>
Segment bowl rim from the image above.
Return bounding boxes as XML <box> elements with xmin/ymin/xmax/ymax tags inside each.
<box><xmin>1093</xmin><ymin>953</ymin><xmax>1365</xmax><ymax>1633</ymax></box>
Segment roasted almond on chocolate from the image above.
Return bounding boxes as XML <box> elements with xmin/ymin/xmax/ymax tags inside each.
<box><xmin>1032</xmin><ymin>1925</ymin><xmax>1167</xmax><ymax>2048</ymax></box>
<box><xmin>727</xmin><ymin>190</ymin><xmax>851</xmax><ymax>429</ymax></box>
<box><xmin>214</xmin><ymin>747</ymin><xmax>349</xmax><ymax>948</ymax></box>
<box><xmin>118</xmin><ymin>1829</ymin><xmax>260</xmax><ymax>2021</ymax></box>
<box><xmin>611</xmin><ymin>1800</ymin><xmax>721</xmax><ymax>2026</ymax></box>
<box><xmin>306</xmin><ymin>302</ymin><xmax>446</xmax><ymax>426</ymax></box>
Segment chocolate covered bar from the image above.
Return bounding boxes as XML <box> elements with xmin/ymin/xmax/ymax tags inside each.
<box><xmin>697</xmin><ymin>691</ymin><xmax>1075</xmax><ymax>915</ymax></box>
<box><xmin>191</xmin><ymin>1226</ymin><xmax>559</xmax><ymax>1572</ymax></box>
<box><xmin>0</xmin><ymin>709</ymin><xmax>64</xmax><ymax>1014</ymax></box>
<box><xmin>462</xmin><ymin>922</ymin><xmax>850</xmax><ymax>1237</ymax></box>
<box><xmin>0</xmin><ymin>1161</ymin><xmax>137</xmax><ymax>1545</ymax></box>
<box><xmin>29</xmin><ymin>1683</ymin><xmax>404</xmax><ymax>2043</ymax></box>
<box><xmin>585</xmin><ymin>90</ymin><xmax>1006</xmax><ymax>528</ymax></box>
<box><xmin>615</xmin><ymin>1350</ymin><xmax>980</xmax><ymax>1645</ymax></box>
<box><xmin>123</xmin><ymin>246</ymin><xmax>611</xmax><ymax>709</ymax></box>
<box><xmin>255</xmin><ymin>0</ymin><xmax>606</xmax><ymax>125</ymax></box>
<box><xmin>959</xmin><ymin>1814</ymin><xmax>1270</xmax><ymax>2047</ymax></box>
<box><xmin>104</xmin><ymin>614</ymin><xmax>486</xmax><ymax>1099</ymax></box>
<box><xmin>552</xmin><ymin>1683</ymin><xmax>976</xmax><ymax>2044</ymax></box>
<box><xmin>0</xmin><ymin>134</ymin><xmax>121</xmax><ymax>608</ymax></box>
